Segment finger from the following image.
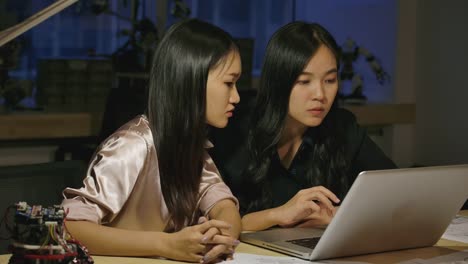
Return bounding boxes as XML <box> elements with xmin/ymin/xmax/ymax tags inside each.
<box><xmin>203</xmin><ymin>244</ymin><xmax>228</xmax><ymax>263</ymax></box>
<box><xmin>326</xmin><ymin>207</ymin><xmax>332</xmax><ymax>217</ymax></box>
<box><xmin>316</xmin><ymin>198</ymin><xmax>335</xmax><ymax>213</ymax></box>
<box><xmin>202</xmin><ymin>244</ymin><xmax>214</xmax><ymax>255</ymax></box>
<box><xmin>198</xmin><ymin>219</ymin><xmax>232</xmax><ymax>233</ymax></box>
<box><xmin>308</xmin><ymin>186</ymin><xmax>340</xmax><ymax>203</ymax></box>
<box><xmin>206</xmin><ymin>257</ymin><xmax>226</xmax><ymax>263</ymax></box>
<box><xmin>328</xmin><ymin>207</ymin><xmax>337</xmax><ymax>217</ymax></box>
<box><xmin>301</xmin><ymin>186</ymin><xmax>339</xmax><ymax>203</ymax></box>
<box><xmin>299</xmin><ymin>211</ymin><xmax>333</xmax><ymax>227</ymax></box>
<box><xmin>299</xmin><ymin>190</ymin><xmax>329</xmax><ymax>205</ymax></box>
<box><xmin>193</xmin><ymin>243</ymin><xmax>207</xmax><ymax>254</ymax></box>
<box><xmin>188</xmin><ymin>253</ymin><xmax>204</xmax><ymax>263</ymax></box>
<box><xmin>198</xmin><ymin>216</ymin><xmax>208</xmax><ymax>224</ymax></box>
<box><xmin>201</xmin><ymin>227</ymin><xmax>220</xmax><ymax>243</ymax></box>
<box><xmin>205</xmin><ymin>254</ymin><xmax>233</xmax><ymax>263</ymax></box>
<box><xmin>307</xmin><ymin>200</ymin><xmax>321</xmax><ymax>213</ymax></box>
<box><xmin>306</xmin><ymin>192</ymin><xmax>335</xmax><ymax>211</ymax></box>
<box><xmin>223</xmin><ymin>246</ymin><xmax>235</xmax><ymax>255</ymax></box>
<box><xmin>212</xmin><ymin>246</ymin><xmax>235</xmax><ymax>257</ymax></box>
<box><xmin>206</xmin><ymin>234</ymin><xmax>240</xmax><ymax>247</ymax></box>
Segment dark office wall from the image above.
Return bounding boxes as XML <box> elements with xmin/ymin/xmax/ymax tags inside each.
<box><xmin>391</xmin><ymin>0</ymin><xmax>417</xmax><ymax>168</ymax></box>
<box><xmin>414</xmin><ymin>0</ymin><xmax>468</xmax><ymax>165</ymax></box>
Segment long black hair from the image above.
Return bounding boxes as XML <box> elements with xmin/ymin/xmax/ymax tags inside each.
<box><xmin>147</xmin><ymin>19</ymin><xmax>238</xmax><ymax>231</ymax></box>
<box><xmin>242</xmin><ymin>21</ymin><xmax>348</xmax><ymax>213</ymax></box>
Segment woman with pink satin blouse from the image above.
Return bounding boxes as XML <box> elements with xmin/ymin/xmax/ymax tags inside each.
<box><xmin>61</xmin><ymin>19</ymin><xmax>242</xmax><ymax>263</ymax></box>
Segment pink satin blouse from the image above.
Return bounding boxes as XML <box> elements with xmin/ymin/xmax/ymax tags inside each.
<box><xmin>62</xmin><ymin>115</ymin><xmax>238</xmax><ymax>232</ymax></box>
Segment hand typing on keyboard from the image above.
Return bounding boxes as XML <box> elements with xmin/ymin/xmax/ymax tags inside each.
<box><xmin>294</xmin><ymin>206</ymin><xmax>339</xmax><ymax>228</ymax></box>
<box><xmin>276</xmin><ymin>186</ymin><xmax>340</xmax><ymax>228</ymax></box>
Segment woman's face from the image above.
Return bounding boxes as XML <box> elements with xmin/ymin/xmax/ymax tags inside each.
<box><xmin>206</xmin><ymin>51</ymin><xmax>241</xmax><ymax>128</ymax></box>
<box><xmin>287</xmin><ymin>45</ymin><xmax>338</xmax><ymax>128</ymax></box>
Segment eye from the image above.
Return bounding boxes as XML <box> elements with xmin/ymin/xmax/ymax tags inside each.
<box><xmin>296</xmin><ymin>80</ymin><xmax>310</xmax><ymax>85</ymax></box>
<box><xmin>225</xmin><ymin>82</ymin><xmax>235</xmax><ymax>88</ymax></box>
<box><xmin>325</xmin><ymin>78</ymin><xmax>337</xmax><ymax>84</ymax></box>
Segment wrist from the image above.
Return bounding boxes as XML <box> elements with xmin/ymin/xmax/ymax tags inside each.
<box><xmin>151</xmin><ymin>231</ymin><xmax>172</xmax><ymax>258</ymax></box>
<box><xmin>268</xmin><ymin>206</ymin><xmax>285</xmax><ymax>226</ymax></box>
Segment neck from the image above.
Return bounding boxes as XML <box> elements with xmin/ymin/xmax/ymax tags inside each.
<box><xmin>278</xmin><ymin>116</ymin><xmax>308</xmax><ymax>148</ymax></box>
<box><xmin>277</xmin><ymin>116</ymin><xmax>308</xmax><ymax>169</ymax></box>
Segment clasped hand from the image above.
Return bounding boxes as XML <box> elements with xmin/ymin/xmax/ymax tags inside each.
<box><xmin>167</xmin><ymin>217</ymin><xmax>239</xmax><ymax>263</ymax></box>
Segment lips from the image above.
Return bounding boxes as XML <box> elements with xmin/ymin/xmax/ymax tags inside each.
<box><xmin>226</xmin><ymin>107</ymin><xmax>235</xmax><ymax>117</ymax></box>
<box><xmin>310</xmin><ymin>107</ymin><xmax>324</xmax><ymax>111</ymax></box>
<box><xmin>226</xmin><ymin>106</ymin><xmax>235</xmax><ymax>112</ymax></box>
<box><xmin>307</xmin><ymin>107</ymin><xmax>324</xmax><ymax>115</ymax></box>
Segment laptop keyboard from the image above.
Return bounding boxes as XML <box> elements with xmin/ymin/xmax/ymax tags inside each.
<box><xmin>287</xmin><ymin>237</ymin><xmax>321</xmax><ymax>249</ymax></box>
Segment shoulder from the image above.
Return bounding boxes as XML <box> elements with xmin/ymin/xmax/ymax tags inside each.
<box><xmin>330</xmin><ymin>107</ymin><xmax>362</xmax><ymax>136</ymax></box>
<box><xmin>85</xmin><ymin>116</ymin><xmax>156</xmax><ymax>191</ymax></box>
<box><xmin>326</xmin><ymin>107</ymin><xmax>368</xmax><ymax>154</ymax></box>
<box><xmin>98</xmin><ymin>115</ymin><xmax>154</xmax><ymax>156</ymax></box>
<box><xmin>332</xmin><ymin>107</ymin><xmax>358</xmax><ymax>127</ymax></box>
<box><xmin>113</xmin><ymin>115</ymin><xmax>152</xmax><ymax>140</ymax></box>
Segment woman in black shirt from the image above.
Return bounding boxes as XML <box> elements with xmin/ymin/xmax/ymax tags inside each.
<box><xmin>210</xmin><ymin>21</ymin><xmax>396</xmax><ymax>231</ymax></box>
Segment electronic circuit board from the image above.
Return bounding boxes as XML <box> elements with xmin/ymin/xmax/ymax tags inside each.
<box><xmin>2</xmin><ymin>202</ymin><xmax>93</xmax><ymax>264</ymax></box>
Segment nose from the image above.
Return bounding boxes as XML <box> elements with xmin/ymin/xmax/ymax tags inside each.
<box><xmin>311</xmin><ymin>83</ymin><xmax>325</xmax><ymax>101</ymax></box>
<box><xmin>230</xmin><ymin>86</ymin><xmax>240</xmax><ymax>104</ymax></box>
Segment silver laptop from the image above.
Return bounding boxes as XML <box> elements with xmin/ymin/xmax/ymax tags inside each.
<box><xmin>241</xmin><ymin>164</ymin><xmax>468</xmax><ymax>260</ymax></box>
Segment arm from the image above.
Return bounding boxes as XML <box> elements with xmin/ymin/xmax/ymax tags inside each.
<box><xmin>208</xmin><ymin>199</ymin><xmax>241</xmax><ymax>239</ymax></box>
<box><xmin>198</xmin><ymin>151</ymin><xmax>242</xmax><ymax>235</ymax></box>
<box><xmin>242</xmin><ymin>207</ymin><xmax>284</xmax><ymax>231</ymax></box>
<box><xmin>65</xmin><ymin>221</ymin><xmax>170</xmax><ymax>257</ymax></box>
<box><xmin>66</xmin><ymin>219</ymin><xmax>234</xmax><ymax>262</ymax></box>
<box><xmin>242</xmin><ymin>205</ymin><xmax>335</xmax><ymax>231</ymax></box>
<box><xmin>196</xmin><ymin>151</ymin><xmax>242</xmax><ymax>262</ymax></box>
<box><xmin>199</xmin><ymin>199</ymin><xmax>241</xmax><ymax>263</ymax></box>
<box><xmin>63</xmin><ymin>127</ymin><xmax>238</xmax><ymax>262</ymax></box>
<box><xmin>62</xmin><ymin>130</ymin><xmax>173</xmax><ymax>257</ymax></box>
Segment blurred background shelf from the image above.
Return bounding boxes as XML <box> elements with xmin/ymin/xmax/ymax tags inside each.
<box><xmin>0</xmin><ymin>112</ymin><xmax>97</xmax><ymax>140</ymax></box>
<box><xmin>0</xmin><ymin>103</ymin><xmax>415</xmax><ymax>140</ymax></box>
<box><xmin>343</xmin><ymin>103</ymin><xmax>415</xmax><ymax>126</ymax></box>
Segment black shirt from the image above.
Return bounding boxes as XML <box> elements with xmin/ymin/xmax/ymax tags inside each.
<box><xmin>209</xmin><ymin>107</ymin><xmax>397</xmax><ymax>212</ymax></box>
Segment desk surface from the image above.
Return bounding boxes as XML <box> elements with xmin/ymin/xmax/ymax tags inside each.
<box><xmin>1</xmin><ymin>241</ymin><xmax>466</xmax><ymax>264</ymax></box>
<box><xmin>1</xmin><ymin>211</ymin><xmax>465</xmax><ymax>264</ymax></box>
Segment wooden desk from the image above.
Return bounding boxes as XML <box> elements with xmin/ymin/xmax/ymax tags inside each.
<box><xmin>0</xmin><ymin>104</ymin><xmax>414</xmax><ymax>140</ymax></box>
<box><xmin>1</xmin><ymin>241</ymin><xmax>466</xmax><ymax>264</ymax></box>
<box><xmin>1</xmin><ymin>211</ymin><xmax>466</xmax><ymax>264</ymax></box>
